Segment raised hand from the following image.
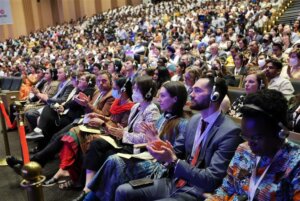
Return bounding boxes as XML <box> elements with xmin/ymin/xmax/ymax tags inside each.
<box><xmin>140</xmin><ymin>122</ymin><xmax>159</xmax><ymax>142</ymax></box>
<box><xmin>147</xmin><ymin>140</ymin><xmax>177</xmax><ymax>163</ymax></box>
<box><xmin>106</xmin><ymin>124</ymin><xmax>124</xmax><ymax>139</ymax></box>
<box><xmin>88</xmin><ymin>117</ymin><xmax>104</xmax><ymax>128</ymax></box>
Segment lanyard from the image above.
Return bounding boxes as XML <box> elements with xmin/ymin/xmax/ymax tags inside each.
<box><xmin>92</xmin><ymin>93</ymin><xmax>103</xmax><ymax>107</ymax></box>
<box><xmin>191</xmin><ymin>119</ymin><xmax>209</xmax><ymax>156</ymax></box>
<box><xmin>53</xmin><ymin>80</ymin><xmax>69</xmax><ymax>99</ymax></box>
<box><xmin>248</xmin><ymin>149</ymin><xmax>282</xmax><ymax>201</ymax></box>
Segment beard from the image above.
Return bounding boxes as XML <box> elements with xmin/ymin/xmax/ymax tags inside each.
<box><xmin>190</xmin><ymin>96</ymin><xmax>211</xmax><ymax>111</ymax></box>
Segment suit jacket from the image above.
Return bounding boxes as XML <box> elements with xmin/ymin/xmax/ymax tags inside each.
<box><xmin>47</xmin><ymin>80</ymin><xmax>74</xmax><ymax>105</ymax></box>
<box><xmin>62</xmin><ymin>86</ymin><xmax>96</xmax><ymax>120</ymax></box>
<box><xmin>173</xmin><ymin>113</ymin><xmax>242</xmax><ymax>197</ymax></box>
<box><xmin>29</xmin><ymin>79</ymin><xmax>47</xmax><ymax>102</ymax></box>
<box><xmin>36</xmin><ymin>79</ymin><xmax>46</xmax><ymax>92</ymax></box>
<box><xmin>87</xmin><ymin>89</ymin><xmax>114</xmax><ymax>116</ymax></box>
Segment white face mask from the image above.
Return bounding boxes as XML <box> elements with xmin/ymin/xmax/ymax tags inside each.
<box><xmin>289</xmin><ymin>58</ymin><xmax>299</xmax><ymax>67</ymax></box>
<box><xmin>258</xmin><ymin>59</ymin><xmax>266</xmax><ymax>68</ymax></box>
<box><xmin>132</xmin><ymin>89</ymin><xmax>144</xmax><ymax>103</ymax></box>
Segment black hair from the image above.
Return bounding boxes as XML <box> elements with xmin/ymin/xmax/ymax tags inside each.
<box><xmin>162</xmin><ymin>81</ymin><xmax>187</xmax><ymax>117</ymax></box>
<box><xmin>36</xmin><ymin>65</ymin><xmax>46</xmax><ymax>73</ymax></box>
<box><xmin>178</xmin><ymin>61</ymin><xmax>187</xmax><ymax>73</ymax></box>
<box><xmin>158</xmin><ymin>57</ymin><xmax>168</xmax><ymax>65</ymax></box>
<box><xmin>266</xmin><ymin>58</ymin><xmax>283</xmax><ymax>69</ymax></box>
<box><xmin>135</xmin><ymin>76</ymin><xmax>157</xmax><ymax>101</ymax></box>
<box><xmin>115</xmin><ymin>77</ymin><xmax>133</xmax><ymax>100</ymax></box>
<box><xmin>114</xmin><ymin>60</ymin><xmax>122</xmax><ymax>73</ymax></box>
<box><xmin>272</xmin><ymin>42</ymin><xmax>283</xmax><ymax>51</ymax></box>
<box><xmin>241</xmin><ymin>89</ymin><xmax>288</xmax><ymax>129</ymax></box>
<box><xmin>155</xmin><ymin>66</ymin><xmax>171</xmax><ymax>89</ymax></box>
<box><xmin>83</xmin><ymin>73</ymin><xmax>96</xmax><ymax>87</ymax></box>
<box><xmin>240</xmin><ymin>37</ymin><xmax>248</xmax><ymax>47</ymax></box>
<box><xmin>50</xmin><ymin>68</ymin><xmax>58</xmax><ymax>80</ymax></box>
<box><xmin>145</xmin><ymin>68</ymin><xmax>155</xmax><ymax>76</ymax></box>
<box><xmin>93</xmin><ymin>63</ymin><xmax>102</xmax><ymax>70</ymax></box>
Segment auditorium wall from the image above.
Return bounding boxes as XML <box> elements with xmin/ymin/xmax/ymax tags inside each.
<box><xmin>0</xmin><ymin>0</ymin><xmax>142</xmax><ymax>42</ymax></box>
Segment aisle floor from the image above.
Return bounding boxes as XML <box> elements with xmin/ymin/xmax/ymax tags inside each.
<box><xmin>0</xmin><ymin>129</ymin><xmax>81</xmax><ymax>201</ymax></box>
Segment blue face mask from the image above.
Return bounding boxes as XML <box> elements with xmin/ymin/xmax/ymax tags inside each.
<box><xmin>112</xmin><ymin>89</ymin><xmax>121</xmax><ymax>99</ymax></box>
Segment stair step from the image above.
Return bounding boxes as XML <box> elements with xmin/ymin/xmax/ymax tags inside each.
<box><xmin>278</xmin><ymin>17</ymin><xmax>298</xmax><ymax>21</ymax></box>
<box><xmin>277</xmin><ymin>0</ymin><xmax>300</xmax><ymax>25</ymax></box>
<box><xmin>279</xmin><ymin>16</ymin><xmax>299</xmax><ymax>20</ymax></box>
<box><xmin>284</xmin><ymin>7</ymin><xmax>300</xmax><ymax>14</ymax></box>
<box><xmin>283</xmin><ymin>11</ymin><xmax>300</xmax><ymax>15</ymax></box>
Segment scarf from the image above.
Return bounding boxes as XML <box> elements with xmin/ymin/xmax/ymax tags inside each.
<box><xmin>109</xmin><ymin>98</ymin><xmax>134</xmax><ymax>115</ymax></box>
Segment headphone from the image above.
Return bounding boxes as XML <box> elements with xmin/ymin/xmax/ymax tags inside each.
<box><xmin>243</xmin><ymin>104</ymin><xmax>290</xmax><ymax>139</ymax></box>
<box><xmin>259</xmin><ymin>79</ymin><xmax>265</xmax><ymax>90</ymax></box>
<box><xmin>145</xmin><ymin>87</ymin><xmax>152</xmax><ymax>99</ymax></box>
<box><xmin>121</xmin><ymin>78</ymin><xmax>130</xmax><ymax>93</ymax></box>
<box><xmin>88</xmin><ymin>77</ymin><xmax>93</xmax><ymax>86</ymax></box>
<box><xmin>65</xmin><ymin>70</ymin><xmax>69</xmax><ymax>77</ymax></box>
<box><xmin>210</xmin><ymin>77</ymin><xmax>220</xmax><ymax>102</ymax></box>
<box><xmin>164</xmin><ymin>112</ymin><xmax>177</xmax><ymax>120</ymax></box>
<box><xmin>132</xmin><ymin>60</ymin><xmax>138</xmax><ymax>69</ymax></box>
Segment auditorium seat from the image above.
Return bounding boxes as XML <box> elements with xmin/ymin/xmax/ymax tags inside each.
<box><xmin>290</xmin><ymin>79</ymin><xmax>300</xmax><ymax>94</ymax></box>
<box><xmin>1</xmin><ymin>77</ymin><xmax>13</xmax><ymax>91</ymax></box>
<box><xmin>0</xmin><ymin>77</ymin><xmax>22</xmax><ymax>113</ymax></box>
<box><xmin>288</xmin><ymin>131</ymin><xmax>300</xmax><ymax>145</ymax></box>
<box><xmin>227</xmin><ymin>87</ymin><xmax>245</xmax><ymax>103</ymax></box>
<box><xmin>10</xmin><ymin>77</ymin><xmax>22</xmax><ymax>91</ymax></box>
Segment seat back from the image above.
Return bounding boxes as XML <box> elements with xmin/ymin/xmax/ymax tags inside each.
<box><xmin>10</xmin><ymin>77</ymin><xmax>23</xmax><ymax>91</ymax></box>
<box><xmin>228</xmin><ymin>87</ymin><xmax>246</xmax><ymax>103</ymax></box>
<box><xmin>290</xmin><ymin>79</ymin><xmax>300</xmax><ymax>94</ymax></box>
<box><xmin>288</xmin><ymin>131</ymin><xmax>300</xmax><ymax>145</ymax></box>
<box><xmin>1</xmin><ymin>77</ymin><xmax>13</xmax><ymax>90</ymax></box>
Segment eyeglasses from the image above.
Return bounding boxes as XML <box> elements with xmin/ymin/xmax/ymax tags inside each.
<box><xmin>240</xmin><ymin>134</ymin><xmax>264</xmax><ymax>143</ymax></box>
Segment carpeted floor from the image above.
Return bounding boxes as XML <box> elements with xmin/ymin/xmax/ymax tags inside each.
<box><xmin>0</xmin><ymin>128</ymin><xmax>82</xmax><ymax>201</ymax></box>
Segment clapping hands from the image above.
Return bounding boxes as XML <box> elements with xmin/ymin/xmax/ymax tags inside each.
<box><xmin>106</xmin><ymin>123</ymin><xmax>124</xmax><ymax>139</ymax></box>
<box><xmin>140</xmin><ymin>122</ymin><xmax>159</xmax><ymax>142</ymax></box>
<box><xmin>147</xmin><ymin>140</ymin><xmax>177</xmax><ymax>163</ymax></box>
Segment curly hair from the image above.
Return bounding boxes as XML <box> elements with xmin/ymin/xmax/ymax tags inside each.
<box><xmin>241</xmin><ymin>89</ymin><xmax>288</xmax><ymax>127</ymax></box>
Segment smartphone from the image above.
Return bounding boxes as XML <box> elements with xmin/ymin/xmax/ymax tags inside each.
<box><xmin>129</xmin><ymin>178</ymin><xmax>154</xmax><ymax>189</ymax></box>
<box><xmin>78</xmin><ymin>92</ymin><xmax>88</xmax><ymax>100</ymax></box>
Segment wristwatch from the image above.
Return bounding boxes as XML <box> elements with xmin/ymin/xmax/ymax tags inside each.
<box><xmin>165</xmin><ymin>158</ymin><xmax>179</xmax><ymax>169</ymax></box>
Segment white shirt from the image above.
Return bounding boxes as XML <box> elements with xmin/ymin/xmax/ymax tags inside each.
<box><xmin>268</xmin><ymin>76</ymin><xmax>294</xmax><ymax>100</ymax></box>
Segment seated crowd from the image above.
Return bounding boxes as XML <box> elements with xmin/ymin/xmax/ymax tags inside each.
<box><xmin>1</xmin><ymin>0</ymin><xmax>300</xmax><ymax>200</ymax></box>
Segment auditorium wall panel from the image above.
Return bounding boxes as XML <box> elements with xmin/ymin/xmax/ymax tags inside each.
<box><xmin>61</xmin><ymin>0</ymin><xmax>77</xmax><ymax>23</ymax></box>
<box><xmin>101</xmin><ymin>0</ymin><xmax>112</xmax><ymax>12</ymax></box>
<box><xmin>117</xmin><ymin>0</ymin><xmax>127</xmax><ymax>8</ymax></box>
<box><xmin>0</xmin><ymin>0</ymin><xmax>142</xmax><ymax>41</ymax></box>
